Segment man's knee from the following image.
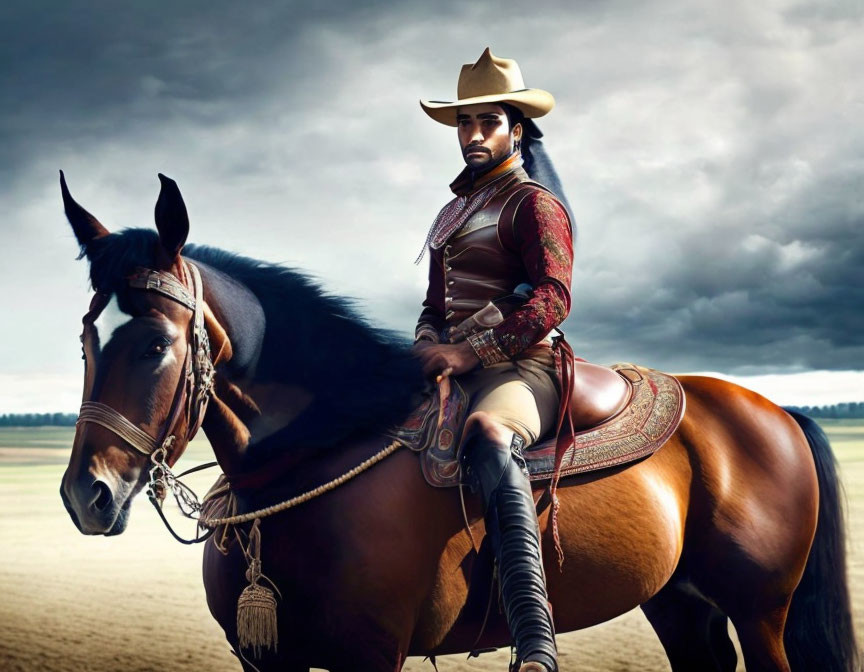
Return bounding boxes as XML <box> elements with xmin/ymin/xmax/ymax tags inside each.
<box><xmin>463</xmin><ymin>411</ymin><xmax>518</xmax><ymax>446</ymax></box>
<box><xmin>461</xmin><ymin>412</ymin><xmax>527</xmax><ymax>509</ymax></box>
<box><xmin>461</xmin><ymin>412</ymin><xmax>511</xmax><ymax>486</ymax></box>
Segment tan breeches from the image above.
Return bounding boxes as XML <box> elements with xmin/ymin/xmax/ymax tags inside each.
<box><xmin>456</xmin><ymin>345</ymin><xmax>560</xmax><ymax>446</ymax></box>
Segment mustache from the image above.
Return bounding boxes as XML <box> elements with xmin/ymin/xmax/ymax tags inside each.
<box><xmin>462</xmin><ymin>144</ymin><xmax>491</xmax><ymax>158</ymax></box>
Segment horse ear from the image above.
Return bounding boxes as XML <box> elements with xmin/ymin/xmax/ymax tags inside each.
<box><xmin>60</xmin><ymin>171</ymin><xmax>109</xmax><ymax>251</ymax></box>
<box><xmin>154</xmin><ymin>173</ymin><xmax>189</xmax><ymax>262</ymax></box>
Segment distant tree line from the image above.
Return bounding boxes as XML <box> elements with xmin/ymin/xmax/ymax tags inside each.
<box><xmin>1</xmin><ymin>402</ymin><xmax>862</xmax><ymax>426</ymax></box>
<box><xmin>0</xmin><ymin>413</ymin><xmax>78</xmax><ymax>427</ymax></box>
<box><xmin>785</xmin><ymin>402</ymin><xmax>864</xmax><ymax>419</ymax></box>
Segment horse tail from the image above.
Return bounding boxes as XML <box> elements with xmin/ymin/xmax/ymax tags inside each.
<box><xmin>782</xmin><ymin>409</ymin><xmax>859</xmax><ymax>671</ymax></box>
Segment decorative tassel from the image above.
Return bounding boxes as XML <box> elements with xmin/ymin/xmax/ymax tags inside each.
<box><xmin>237</xmin><ymin>580</ymin><xmax>278</xmax><ymax>657</ymax></box>
<box><xmin>236</xmin><ymin>520</ymin><xmax>278</xmax><ymax>657</ymax></box>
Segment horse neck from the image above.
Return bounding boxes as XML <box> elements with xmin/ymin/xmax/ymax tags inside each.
<box><xmin>191</xmin><ymin>261</ymin><xmax>309</xmax><ymax>476</ymax></box>
<box><xmin>190</xmin><ymin>257</ymin><xmax>424</xmax><ymax>481</ymax></box>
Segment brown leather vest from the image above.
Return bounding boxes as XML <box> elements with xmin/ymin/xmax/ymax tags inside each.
<box><xmin>442</xmin><ymin>169</ymin><xmax>556</xmax><ymax>326</ymax></box>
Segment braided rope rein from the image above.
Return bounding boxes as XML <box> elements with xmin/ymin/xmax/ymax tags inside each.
<box><xmin>199</xmin><ymin>439</ymin><xmax>404</xmax><ymax>528</ymax></box>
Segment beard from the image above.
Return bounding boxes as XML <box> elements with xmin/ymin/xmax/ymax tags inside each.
<box><xmin>463</xmin><ymin>146</ymin><xmax>513</xmax><ymax>175</ymax></box>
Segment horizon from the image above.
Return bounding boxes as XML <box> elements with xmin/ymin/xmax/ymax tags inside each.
<box><xmin>4</xmin><ymin>392</ymin><xmax>864</xmax><ymax>417</ymax></box>
<box><xmin>1</xmin><ymin>369</ymin><xmax>861</xmax><ymax>415</ymax></box>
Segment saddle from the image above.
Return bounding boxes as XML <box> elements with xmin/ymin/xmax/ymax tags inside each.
<box><xmin>389</xmin><ymin>362</ymin><xmax>685</xmax><ymax>488</ymax></box>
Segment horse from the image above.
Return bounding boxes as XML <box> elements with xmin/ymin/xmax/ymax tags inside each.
<box><xmin>58</xmin><ymin>172</ymin><xmax>858</xmax><ymax>672</ymax></box>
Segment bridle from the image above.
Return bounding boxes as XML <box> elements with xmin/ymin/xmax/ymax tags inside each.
<box><xmin>75</xmin><ymin>259</ymin><xmax>217</xmax><ymax>542</ymax></box>
<box><xmin>72</xmin><ymin>256</ymin><xmax>410</xmax><ymax>552</ymax></box>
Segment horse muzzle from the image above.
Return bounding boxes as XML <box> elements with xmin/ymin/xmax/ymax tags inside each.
<box><xmin>60</xmin><ymin>464</ymin><xmax>133</xmax><ymax>536</ymax></box>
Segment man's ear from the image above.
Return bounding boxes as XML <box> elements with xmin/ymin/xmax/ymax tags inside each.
<box><xmin>154</xmin><ymin>173</ymin><xmax>189</xmax><ymax>267</ymax></box>
<box><xmin>513</xmin><ymin>122</ymin><xmax>523</xmax><ymax>145</ymax></box>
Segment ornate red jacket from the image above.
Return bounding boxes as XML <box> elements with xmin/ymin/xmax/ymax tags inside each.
<box><xmin>416</xmin><ymin>159</ymin><xmax>573</xmax><ymax>366</ymax></box>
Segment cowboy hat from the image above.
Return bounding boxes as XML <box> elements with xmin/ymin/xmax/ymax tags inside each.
<box><xmin>420</xmin><ymin>47</ymin><xmax>555</xmax><ymax>127</ymax></box>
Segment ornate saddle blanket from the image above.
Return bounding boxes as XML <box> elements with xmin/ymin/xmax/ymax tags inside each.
<box><xmin>390</xmin><ymin>363</ymin><xmax>685</xmax><ymax>488</ymax></box>
<box><xmin>388</xmin><ymin>378</ymin><xmax>472</xmax><ymax>487</ymax></box>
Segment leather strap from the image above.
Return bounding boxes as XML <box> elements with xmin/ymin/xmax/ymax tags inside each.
<box><xmin>77</xmin><ymin>401</ymin><xmax>160</xmax><ymax>455</ymax></box>
<box><xmin>549</xmin><ymin>330</ymin><xmax>576</xmax><ymax>569</ymax></box>
<box><xmin>76</xmin><ymin>260</ymin><xmax>214</xmax><ymax>460</ymax></box>
<box><xmin>186</xmin><ymin>262</ymin><xmax>214</xmax><ymax>442</ymax></box>
<box><xmin>128</xmin><ymin>267</ymin><xmax>196</xmax><ymax>311</ymax></box>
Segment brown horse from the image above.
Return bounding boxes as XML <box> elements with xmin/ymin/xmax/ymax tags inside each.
<box><xmin>59</xmin><ymin>173</ymin><xmax>857</xmax><ymax>671</ymax></box>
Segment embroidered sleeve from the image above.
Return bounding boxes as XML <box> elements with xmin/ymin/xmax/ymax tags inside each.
<box><xmin>467</xmin><ymin>329</ymin><xmax>509</xmax><ymax>366</ymax></box>
<box><xmin>415</xmin><ymin>246</ymin><xmax>447</xmax><ymax>343</ymax></box>
<box><xmin>487</xmin><ymin>190</ymin><xmax>573</xmax><ymax>359</ymax></box>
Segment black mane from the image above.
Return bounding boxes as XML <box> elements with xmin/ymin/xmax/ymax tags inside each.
<box><xmin>84</xmin><ymin>229</ymin><xmax>427</xmax><ymax>454</ymax></box>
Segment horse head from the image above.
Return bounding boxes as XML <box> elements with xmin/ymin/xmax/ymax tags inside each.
<box><xmin>59</xmin><ymin>172</ymin><xmax>208</xmax><ymax>536</ymax></box>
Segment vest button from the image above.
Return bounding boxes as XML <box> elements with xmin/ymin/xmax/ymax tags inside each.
<box><xmin>447</xmin><ymin>280</ymin><xmax>455</xmax><ymax>286</ymax></box>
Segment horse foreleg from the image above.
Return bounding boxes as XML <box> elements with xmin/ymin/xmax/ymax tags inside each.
<box><xmin>324</xmin><ymin>637</ymin><xmax>407</xmax><ymax>672</ymax></box>
<box><xmin>326</xmin><ymin>624</ymin><xmax>410</xmax><ymax>672</ymax></box>
<box><xmin>205</xmin><ymin>541</ymin><xmax>312</xmax><ymax>672</ymax></box>
<box><xmin>641</xmin><ymin>580</ymin><xmax>737</xmax><ymax>672</ymax></box>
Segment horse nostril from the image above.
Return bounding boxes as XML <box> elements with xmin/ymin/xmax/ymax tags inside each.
<box><xmin>92</xmin><ymin>480</ymin><xmax>113</xmax><ymax>512</ymax></box>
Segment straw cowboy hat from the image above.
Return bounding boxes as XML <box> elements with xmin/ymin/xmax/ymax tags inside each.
<box><xmin>420</xmin><ymin>47</ymin><xmax>555</xmax><ymax>127</ymax></box>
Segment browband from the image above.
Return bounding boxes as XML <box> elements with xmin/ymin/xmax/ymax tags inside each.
<box><xmin>128</xmin><ymin>267</ymin><xmax>196</xmax><ymax>311</ymax></box>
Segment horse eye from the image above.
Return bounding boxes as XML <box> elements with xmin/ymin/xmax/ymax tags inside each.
<box><xmin>143</xmin><ymin>337</ymin><xmax>172</xmax><ymax>359</ymax></box>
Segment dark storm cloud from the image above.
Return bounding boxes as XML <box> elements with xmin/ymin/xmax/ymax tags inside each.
<box><xmin>0</xmin><ymin>0</ymin><xmax>862</xmax><ymax>404</ymax></box>
<box><xmin>570</xmin><ymin>116</ymin><xmax>864</xmax><ymax>373</ymax></box>
<box><xmin>0</xmin><ymin>1</ymin><xmax>378</xmax><ymax>177</ymax></box>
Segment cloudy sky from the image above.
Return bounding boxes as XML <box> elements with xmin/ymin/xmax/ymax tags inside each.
<box><xmin>1</xmin><ymin>0</ymin><xmax>861</xmax><ymax>411</ymax></box>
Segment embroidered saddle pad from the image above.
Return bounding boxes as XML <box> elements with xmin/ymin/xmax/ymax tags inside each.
<box><xmin>388</xmin><ymin>378</ymin><xmax>472</xmax><ymax>487</ymax></box>
<box><xmin>391</xmin><ymin>363</ymin><xmax>685</xmax><ymax>488</ymax></box>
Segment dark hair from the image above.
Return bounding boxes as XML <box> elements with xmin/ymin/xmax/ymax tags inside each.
<box><xmin>499</xmin><ymin>103</ymin><xmax>573</xmax><ymax>222</ymax></box>
<box><xmin>500</xmin><ymin>103</ymin><xmax>541</xmax><ymax>144</ymax></box>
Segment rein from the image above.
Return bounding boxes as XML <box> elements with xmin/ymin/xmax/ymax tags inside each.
<box><xmin>199</xmin><ymin>439</ymin><xmax>404</xmax><ymax>527</ymax></box>
<box><xmin>76</xmin><ymin>258</ymin><xmax>406</xmax><ymax>544</ymax></box>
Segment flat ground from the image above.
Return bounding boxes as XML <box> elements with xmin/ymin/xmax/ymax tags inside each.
<box><xmin>1</xmin><ymin>421</ymin><xmax>861</xmax><ymax>671</ymax></box>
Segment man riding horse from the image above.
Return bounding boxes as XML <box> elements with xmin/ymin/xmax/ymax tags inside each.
<box><xmin>55</xmin><ymin>48</ymin><xmax>856</xmax><ymax>667</ymax></box>
<box><xmin>413</xmin><ymin>48</ymin><xmax>572</xmax><ymax>672</ymax></box>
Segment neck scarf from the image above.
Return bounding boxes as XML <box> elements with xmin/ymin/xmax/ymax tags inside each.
<box><xmin>414</xmin><ymin>152</ymin><xmax>524</xmax><ymax>264</ymax></box>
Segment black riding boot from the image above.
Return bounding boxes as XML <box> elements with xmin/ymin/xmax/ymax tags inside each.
<box><xmin>461</xmin><ymin>431</ymin><xmax>558</xmax><ymax>672</ymax></box>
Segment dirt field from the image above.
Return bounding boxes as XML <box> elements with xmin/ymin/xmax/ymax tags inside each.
<box><xmin>1</xmin><ymin>421</ymin><xmax>861</xmax><ymax>671</ymax></box>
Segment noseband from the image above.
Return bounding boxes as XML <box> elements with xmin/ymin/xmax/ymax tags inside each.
<box><xmin>76</xmin><ymin>260</ymin><xmax>215</xmax><ymax>465</ymax></box>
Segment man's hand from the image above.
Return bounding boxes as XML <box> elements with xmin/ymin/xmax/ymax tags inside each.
<box><xmin>411</xmin><ymin>339</ymin><xmax>436</xmax><ymax>354</ymax></box>
<box><xmin>414</xmin><ymin>341</ymin><xmax>481</xmax><ymax>379</ymax></box>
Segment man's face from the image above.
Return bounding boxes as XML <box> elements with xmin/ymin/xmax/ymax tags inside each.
<box><xmin>457</xmin><ymin>103</ymin><xmax>522</xmax><ymax>170</ymax></box>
